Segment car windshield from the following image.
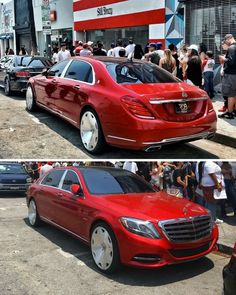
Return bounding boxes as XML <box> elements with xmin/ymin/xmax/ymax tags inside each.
<box><xmin>15</xmin><ymin>56</ymin><xmax>32</xmax><ymax>67</ymax></box>
<box><xmin>105</xmin><ymin>61</ymin><xmax>179</xmax><ymax>84</ymax></box>
<box><xmin>81</xmin><ymin>169</ymin><xmax>155</xmax><ymax>195</ymax></box>
<box><xmin>0</xmin><ymin>164</ymin><xmax>26</xmax><ymax>174</ymax></box>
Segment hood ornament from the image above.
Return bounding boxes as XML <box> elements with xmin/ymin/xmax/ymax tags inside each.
<box><xmin>182</xmin><ymin>92</ymin><xmax>188</xmax><ymax>98</ymax></box>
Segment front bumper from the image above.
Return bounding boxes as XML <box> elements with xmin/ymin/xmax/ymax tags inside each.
<box><xmin>0</xmin><ymin>183</ymin><xmax>30</xmax><ymax>192</ymax></box>
<box><xmin>116</xmin><ymin>224</ymin><xmax>218</xmax><ymax>269</ymax></box>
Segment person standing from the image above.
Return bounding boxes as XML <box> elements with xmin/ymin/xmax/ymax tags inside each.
<box><xmin>186</xmin><ymin>44</ymin><xmax>202</xmax><ymax>87</ymax></box>
<box><xmin>125</xmin><ymin>38</ymin><xmax>135</xmax><ymax>57</ymax></box>
<box><xmin>80</xmin><ymin>43</ymin><xmax>93</xmax><ymax>57</ymax></box>
<box><xmin>159</xmin><ymin>49</ymin><xmax>176</xmax><ymax>74</ymax></box>
<box><xmin>93</xmin><ymin>42</ymin><xmax>107</xmax><ymax>56</ymax></box>
<box><xmin>144</xmin><ymin>43</ymin><xmax>160</xmax><ymax>65</ymax></box>
<box><xmin>219</xmin><ymin>34</ymin><xmax>236</xmax><ymax>119</ymax></box>
<box><xmin>39</xmin><ymin>162</ymin><xmax>53</xmax><ymax>178</ymax></box>
<box><xmin>123</xmin><ymin>161</ymin><xmax>138</xmax><ymax>174</ymax></box>
<box><xmin>202</xmin><ymin>51</ymin><xmax>215</xmax><ymax>99</ymax></box>
<box><xmin>171</xmin><ymin>162</ymin><xmax>187</xmax><ymax>197</ymax></box>
<box><xmin>107</xmin><ymin>43</ymin><xmax>115</xmax><ymax>57</ymax></box>
<box><xmin>74</xmin><ymin>41</ymin><xmax>84</xmax><ymax>56</ymax></box>
<box><xmin>57</xmin><ymin>43</ymin><xmax>71</xmax><ymax>62</ymax></box>
<box><xmin>52</xmin><ymin>47</ymin><xmax>58</xmax><ymax>64</ymax></box>
<box><xmin>112</xmin><ymin>40</ymin><xmax>125</xmax><ymax>57</ymax></box>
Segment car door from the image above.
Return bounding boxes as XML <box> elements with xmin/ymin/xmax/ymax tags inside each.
<box><xmin>36</xmin><ymin>169</ymin><xmax>66</xmax><ymax>223</ymax></box>
<box><xmin>54</xmin><ymin>60</ymin><xmax>93</xmax><ymax>125</ymax></box>
<box><xmin>35</xmin><ymin>59</ymin><xmax>71</xmax><ymax>110</ymax></box>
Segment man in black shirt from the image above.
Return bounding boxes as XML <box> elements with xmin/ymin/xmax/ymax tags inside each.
<box><xmin>219</xmin><ymin>34</ymin><xmax>236</xmax><ymax>119</ymax></box>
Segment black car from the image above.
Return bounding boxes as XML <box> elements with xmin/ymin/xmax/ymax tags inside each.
<box><xmin>223</xmin><ymin>242</ymin><xmax>236</xmax><ymax>295</ymax></box>
<box><xmin>0</xmin><ymin>55</ymin><xmax>52</xmax><ymax>95</ymax></box>
<box><xmin>0</xmin><ymin>162</ymin><xmax>32</xmax><ymax>194</ymax></box>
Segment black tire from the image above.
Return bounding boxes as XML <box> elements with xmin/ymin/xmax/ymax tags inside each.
<box><xmin>4</xmin><ymin>77</ymin><xmax>12</xmax><ymax>96</ymax></box>
<box><xmin>26</xmin><ymin>85</ymin><xmax>38</xmax><ymax>112</ymax></box>
<box><xmin>80</xmin><ymin>109</ymin><xmax>106</xmax><ymax>154</ymax></box>
<box><xmin>90</xmin><ymin>222</ymin><xmax>121</xmax><ymax>274</ymax></box>
<box><xmin>28</xmin><ymin>199</ymin><xmax>42</xmax><ymax>227</ymax></box>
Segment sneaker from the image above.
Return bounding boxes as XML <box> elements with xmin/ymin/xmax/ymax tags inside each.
<box><xmin>218</xmin><ymin>111</ymin><xmax>234</xmax><ymax>119</ymax></box>
<box><xmin>215</xmin><ymin>218</ymin><xmax>224</xmax><ymax>224</ymax></box>
<box><xmin>232</xmin><ymin>110</ymin><xmax>236</xmax><ymax>117</ymax></box>
<box><xmin>218</xmin><ymin>106</ymin><xmax>227</xmax><ymax>112</ymax></box>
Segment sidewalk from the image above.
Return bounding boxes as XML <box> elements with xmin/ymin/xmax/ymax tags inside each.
<box><xmin>211</xmin><ymin>94</ymin><xmax>236</xmax><ymax>149</ymax></box>
<box><xmin>217</xmin><ymin>214</ymin><xmax>236</xmax><ymax>255</ymax></box>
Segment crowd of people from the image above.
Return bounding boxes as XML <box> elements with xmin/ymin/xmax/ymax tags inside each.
<box><xmin>23</xmin><ymin>161</ymin><xmax>236</xmax><ymax>224</ymax></box>
<box><xmin>50</xmin><ymin>33</ymin><xmax>236</xmax><ymax>120</ymax></box>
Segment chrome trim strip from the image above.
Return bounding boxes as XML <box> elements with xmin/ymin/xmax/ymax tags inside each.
<box><xmin>149</xmin><ymin>97</ymin><xmax>208</xmax><ymax>105</ymax></box>
<box><xmin>142</xmin><ymin>131</ymin><xmax>213</xmax><ymax>145</ymax></box>
<box><xmin>107</xmin><ymin>135</ymin><xmax>137</xmax><ymax>142</ymax></box>
<box><xmin>40</xmin><ymin>216</ymin><xmax>89</xmax><ymax>243</ymax></box>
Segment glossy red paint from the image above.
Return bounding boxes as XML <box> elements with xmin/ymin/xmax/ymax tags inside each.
<box><xmin>26</xmin><ymin>167</ymin><xmax>219</xmax><ymax>270</ymax></box>
<box><xmin>28</xmin><ymin>57</ymin><xmax>217</xmax><ymax>153</ymax></box>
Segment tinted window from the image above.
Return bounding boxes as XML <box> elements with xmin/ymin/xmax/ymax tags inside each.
<box><xmin>41</xmin><ymin>170</ymin><xmax>65</xmax><ymax>188</ymax></box>
<box><xmin>49</xmin><ymin>59</ymin><xmax>69</xmax><ymax>77</ymax></box>
<box><xmin>62</xmin><ymin>170</ymin><xmax>80</xmax><ymax>192</ymax></box>
<box><xmin>65</xmin><ymin>60</ymin><xmax>93</xmax><ymax>83</ymax></box>
<box><xmin>106</xmin><ymin>62</ymin><xmax>179</xmax><ymax>84</ymax></box>
<box><xmin>28</xmin><ymin>59</ymin><xmax>44</xmax><ymax>68</ymax></box>
<box><xmin>0</xmin><ymin>164</ymin><xmax>26</xmax><ymax>174</ymax></box>
<box><xmin>81</xmin><ymin>169</ymin><xmax>155</xmax><ymax>195</ymax></box>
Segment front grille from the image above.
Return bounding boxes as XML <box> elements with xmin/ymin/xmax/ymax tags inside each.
<box><xmin>159</xmin><ymin>215</ymin><xmax>213</xmax><ymax>243</ymax></box>
<box><xmin>169</xmin><ymin>243</ymin><xmax>211</xmax><ymax>258</ymax></box>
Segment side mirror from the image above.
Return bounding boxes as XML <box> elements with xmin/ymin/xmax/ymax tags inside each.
<box><xmin>42</xmin><ymin>68</ymin><xmax>48</xmax><ymax>77</ymax></box>
<box><xmin>70</xmin><ymin>184</ymin><xmax>83</xmax><ymax>196</ymax></box>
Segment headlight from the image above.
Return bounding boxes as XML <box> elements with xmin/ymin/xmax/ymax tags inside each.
<box><xmin>26</xmin><ymin>177</ymin><xmax>32</xmax><ymax>183</ymax></box>
<box><xmin>120</xmin><ymin>217</ymin><xmax>160</xmax><ymax>239</ymax></box>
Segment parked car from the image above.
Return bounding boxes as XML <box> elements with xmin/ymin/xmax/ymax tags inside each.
<box><xmin>0</xmin><ymin>162</ymin><xmax>32</xmax><ymax>193</ymax></box>
<box><xmin>26</xmin><ymin>166</ymin><xmax>218</xmax><ymax>273</ymax></box>
<box><xmin>223</xmin><ymin>242</ymin><xmax>236</xmax><ymax>295</ymax></box>
<box><xmin>0</xmin><ymin>55</ymin><xmax>52</xmax><ymax>95</ymax></box>
<box><xmin>25</xmin><ymin>56</ymin><xmax>217</xmax><ymax>154</ymax></box>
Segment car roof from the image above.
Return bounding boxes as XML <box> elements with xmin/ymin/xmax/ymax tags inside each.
<box><xmin>71</xmin><ymin>56</ymin><xmax>145</xmax><ymax>65</ymax></box>
<box><xmin>54</xmin><ymin>166</ymin><xmax>125</xmax><ymax>174</ymax></box>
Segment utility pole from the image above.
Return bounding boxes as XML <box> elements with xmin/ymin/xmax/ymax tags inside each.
<box><xmin>41</xmin><ymin>0</ymin><xmax>51</xmax><ymax>58</ymax></box>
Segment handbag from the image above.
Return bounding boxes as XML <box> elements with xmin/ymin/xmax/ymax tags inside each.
<box><xmin>214</xmin><ymin>189</ymin><xmax>227</xmax><ymax>200</ymax></box>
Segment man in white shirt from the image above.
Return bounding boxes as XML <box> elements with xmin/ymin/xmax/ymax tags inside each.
<box><xmin>39</xmin><ymin>162</ymin><xmax>53</xmax><ymax>178</ymax></box>
<box><xmin>112</xmin><ymin>40</ymin><xmax>125</xmax><ymax>57</ymax></box>
<box><xmin>125</xmin><ymin>38</ymin><xmax>135</xmax><ymax>57</ymax></box>
<box><xmin>123</xmin><ymin>161</ymin><xmax>138</xmax><ymax>174</ymax></box>
<box><xmin>57</xmin><ymin>43</ymin><xmax>71</xmax><ymax>62</ymax></box>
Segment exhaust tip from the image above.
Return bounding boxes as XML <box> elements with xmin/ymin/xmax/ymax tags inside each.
<box><xmin>145</xmin><ymin>146</ymin><xmax>162</xmax><ymax>152</ymax></box>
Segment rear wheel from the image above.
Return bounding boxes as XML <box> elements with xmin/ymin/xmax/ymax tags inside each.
<box><xmin>80</xmin><ymin>109</ymin><xmax>106</xmax><ymax>154</ymax></box>
<box><xmin>4</xmin><ymin>77</ymin><xmax>12</xmax><ymax>96</ymax></box>
<box><xmin>28</xmin><ymin>199</ymin><xmax>41</xmax><ymax>227</ymax></box>
<box><xmin>26</xmin><ymin>85</ymin><xmax>37</xmax><ymax>112</ymax></box>
<box><xmin>90</xmin><ymin>222</ymin><xmax>120</xmax><ymax>274</ymax></box>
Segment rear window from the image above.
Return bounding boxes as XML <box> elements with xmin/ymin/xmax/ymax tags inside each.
<box><xmin>0</xmin><ymin>164</ymin><xmax>26</xmax><ymax>174</ymax></box>
<box><xmin>81</xmin><ymin>169</ymin><xmax>155</xmax><ymax>195</ymax></box>
<box><xmin>15</xmin><ymin>56</ymin><xmax>32</xmax><ymax>67</ymax></box>
<box><xmin>105</xmin><ymin>62</ymin><xmax>179</xmax><ymax>84</ymax></box>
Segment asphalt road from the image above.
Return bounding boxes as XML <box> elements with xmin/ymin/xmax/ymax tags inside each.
<box><xmin>0</xmin><ymin>91</ymin><xmax>235</xmax><ymax>159</ymax></box>
<box><xmin>0</xmin><ymin>195</ymin><xmax>229</xmax><ymax>295</ymax></box>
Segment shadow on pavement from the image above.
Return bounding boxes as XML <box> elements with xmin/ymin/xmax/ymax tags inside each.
<box><xmin>23</xmin><ymin>218</ymin><xmax>215</xmax><ymax>286</ymax></box>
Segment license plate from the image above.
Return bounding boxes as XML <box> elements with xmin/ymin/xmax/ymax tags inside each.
<box><xmin>175</xmin><ymin>102</ymin><xmax>191</xmax><ymax>114</ymax></box>
<box><xmin>10</xmin><ymin>187</ymin><xmax>20</xmax><ymax>190</ymax></box>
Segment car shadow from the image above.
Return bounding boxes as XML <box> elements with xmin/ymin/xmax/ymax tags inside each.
<box><xmin>25</xmin><ymin>110</ymin><xmax>219</xmax><ymax>159</ymax></box>
<box><xmin>0</xmin><ymin>89</ymin><xmax>26</xmax><ymax>101</ymax></box>
<box><xmin>23</xmin><ymin>218</ymin><xmax>215</xmax><ymax>286</ymax></box>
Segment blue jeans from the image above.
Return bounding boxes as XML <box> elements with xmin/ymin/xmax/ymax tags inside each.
<box><xmin>204</xmin><ymin>71</ymin><xmax>214</xmax><ymax>98</ymax></box>
<box><xmin>205</xmin><ymin>201</ymin><xmax>217</xmax><ymax>221</ymax></box>
<box><xmin>225</xmin><ymin>179</ymin><xmax>236</xmax><ymax>212</ymax></box>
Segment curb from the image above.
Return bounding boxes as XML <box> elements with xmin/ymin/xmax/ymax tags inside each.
<box><xmin>210</xmin><ymin>133</ymin><xmax>236</xmax><ymax>149</ymax></box>
<box><xmin>217</xmin><ymin>242</ymin><xmax>233</xmax><ymax>255</ymax></box>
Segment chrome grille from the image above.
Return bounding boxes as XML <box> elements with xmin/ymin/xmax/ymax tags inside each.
<box><xmin>159</xmin><ymin>215</ymin><xmax>213</xmax><ymax>243</ymax></box>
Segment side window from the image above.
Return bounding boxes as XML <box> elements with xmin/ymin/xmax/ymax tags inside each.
<box><xmin>62</xmin><ymin>170</ymin><xmax>80</xmax><ymax>192</ymax></box>
<box><xmin>49</xmin><ymin>60</ymin><xmax>69</xmax><ymax>77</ymax></box>
<box><xmin>41</xmin><ymin>170</ymin><xmax>65</xmax><ymax>188</ymax></box>
<box><xmin>64</xmin><ymin>60</ymin><xmax>93</xmax><ymax>83</ymax></box>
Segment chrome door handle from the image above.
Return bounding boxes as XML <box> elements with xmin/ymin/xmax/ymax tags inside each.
<box><xmin>73</xmin><ymin>85</ymin><xmax>80</xmax><ymax>90</ymax></box>
<box><xmin>57</xmin><ymin>192</ymin><xmax>64</xmax><ymax>198</ymax></box>
<box><xmin>52</xmin><ymin>79</ymin><xmax>57</xmax><ymax>83</ymax></box>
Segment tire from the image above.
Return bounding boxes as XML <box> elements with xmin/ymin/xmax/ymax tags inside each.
<box><xmin>90</xmin><ymin>222</ymin><xmax>121</xmax><ymax>274</ymax></box>
<box><xmin>28</xmin><ymin>199</ymin><xmax>42</xmax><ymax>227</ymax></box>
<box><xmin>26</xmin><ymin>85</ymin><xmax>38</xmax><ymax>112</ymax></box>
<box><xmin>80</xmin><ymin>109</ymin><xmax>106</xmax><ymax>154</ymax></box>
<box><xmin>4</xmin><ymin>77</ymin><xmax>12</xmax><ymax>96</ymax></box>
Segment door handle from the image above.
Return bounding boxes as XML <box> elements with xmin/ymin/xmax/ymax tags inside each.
<box><xmin>51</xmin><ymin>79</ymin><xmax>57</xmax><ymax>83</ymax></box>
<box><xmin>57</xmin><ymin>192</ymin><xmax>64</xmax><ymax>198</ymax></box>
<box><xmin>73</xmin><ymin>85</ymin><xmax>80</xmax><ymax>90</ymax></box>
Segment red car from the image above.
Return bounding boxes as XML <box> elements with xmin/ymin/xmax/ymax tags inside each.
<box><xmin>25</xmin><ymin>57</ymin><xmax>217</xmax><ymax>154</ymax></box>
<box><xmin>26</xmin><ymin>167</ymin><xmax>218</xmax><ymax>273</ymax></box>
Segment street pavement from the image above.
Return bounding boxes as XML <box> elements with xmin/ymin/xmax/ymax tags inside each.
<box><xmin>0</xmin><ymin>91</ymin><xmax>235</xmax><ymax>159</ymax></box>
<box><xmin>0</xmin><ymin>195</ymin><xmax>233</xmax><ymax>295</ymax></box>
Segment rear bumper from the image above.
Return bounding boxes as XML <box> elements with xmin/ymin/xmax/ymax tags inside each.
<box><xmin>10</xmin><ymin>80</ymin><xmax>29</xmax><ymax>92</ymax></box>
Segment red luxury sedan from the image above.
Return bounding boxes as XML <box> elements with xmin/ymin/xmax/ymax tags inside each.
<box><xmin>26</xmin><ymin>167</ymin><xmax>218</xmax><ymax>273</ymax></box>
<box><xmin>25</xmin><ymin>57</ymin><xmax>217</xmax><ymax>154</ymax></box>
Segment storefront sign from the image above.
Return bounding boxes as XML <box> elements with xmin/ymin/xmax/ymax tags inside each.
<box><xmin>97</xmin><ymin>7</ymin><xmax>113</xmax><ymax>16</ymax></box>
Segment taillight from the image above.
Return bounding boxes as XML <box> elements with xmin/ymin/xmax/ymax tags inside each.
<box><xmin>16</xmin><ymin>71</ymin><xmax>30</xmax><ymax>78</ymax></box>
<box><xmin>207</xmin><ymin>99</ymin><xmax>214</xmax><ymax>113</ymax></box>
<box><xmin>121</xmin><ymin>96</ymin><xmax>155</xmax><ymax>120</ymax></box>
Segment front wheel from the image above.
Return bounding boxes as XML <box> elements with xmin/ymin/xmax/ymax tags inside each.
<box><xmin>26</xmin><ymin>85</ymin><xmax>38</xmax><ymax>112</ymax></box>
<box><xmin>80</xmin><ymin>110</ymin><xmax>106</xmax><ymax>154</ymax></box>
<box><xmin>90</xmin><ymin>223</ymin><xmax>120</xmax><ymax>274</ymax></box>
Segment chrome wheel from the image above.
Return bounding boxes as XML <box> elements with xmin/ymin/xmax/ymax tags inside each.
<box><xmin>80</xmin><ymin>111</ymin><xmax>99</xmax><ymax>151</ymax></box>
<box><xmin>91</xmin><ymin>226</ymin><xmax>114</xmax><ymax>271</ymax></box>
<box><xmin>26</xmin><ymin>86</ymin><xmax>33</xmax><ymax>110</ymax></box>
<box><xmin>28</xmin><ymin>199</ymin><xmax>37</xmax><ymax>226</ymax></box>
<box><xmin>5</xmin><ymin>78</ymin><xmax>10</xmax><ymax>95</ymax></box>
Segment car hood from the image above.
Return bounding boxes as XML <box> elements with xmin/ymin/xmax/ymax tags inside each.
<box><xmin>0</xmin><ymin>173</ymin><xmax>28</xmax><ymax>182</ymax></box>
<box><xmin>94</xmin><ymin>191</ymin><xmax>208</xmax><ymax>221</ymax></box>
<box><xmin>121</xmin><ymin>82</ymin><xmax>207</xmax><ymax>100</ymax></box>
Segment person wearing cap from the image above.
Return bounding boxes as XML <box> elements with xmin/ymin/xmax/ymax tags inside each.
<box><xmin>186</xmin><ymin>44</ymin><xmax>202</xmax><ymax>87</ymax></box>
<box><xmin>74</xmin><ymin>41</ymin><xmax>84</xmax><ymax>56</ymax></box>
<box><xmin>218</xmin><ymin>34</ymin><xmax>236</xmax><ymax>119</ymax></box>
<box><xmin>125</xmin><ymin>38</ymin><xmax>135</xmax><ymax>57</ymax></box>
<box><xmin>58</xmin><ymin>43</ymin><xmax>71</xmax><ymax>62</ymax></box>
<box><xmin>80</xmin><ymin>43</ymin><xmax>93</xmax><ymax>57</ymax></box>
<box><xmin>144</xmin><ymin>43</ymin><xmax>161</xmax><ymax>65</ymax></box>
